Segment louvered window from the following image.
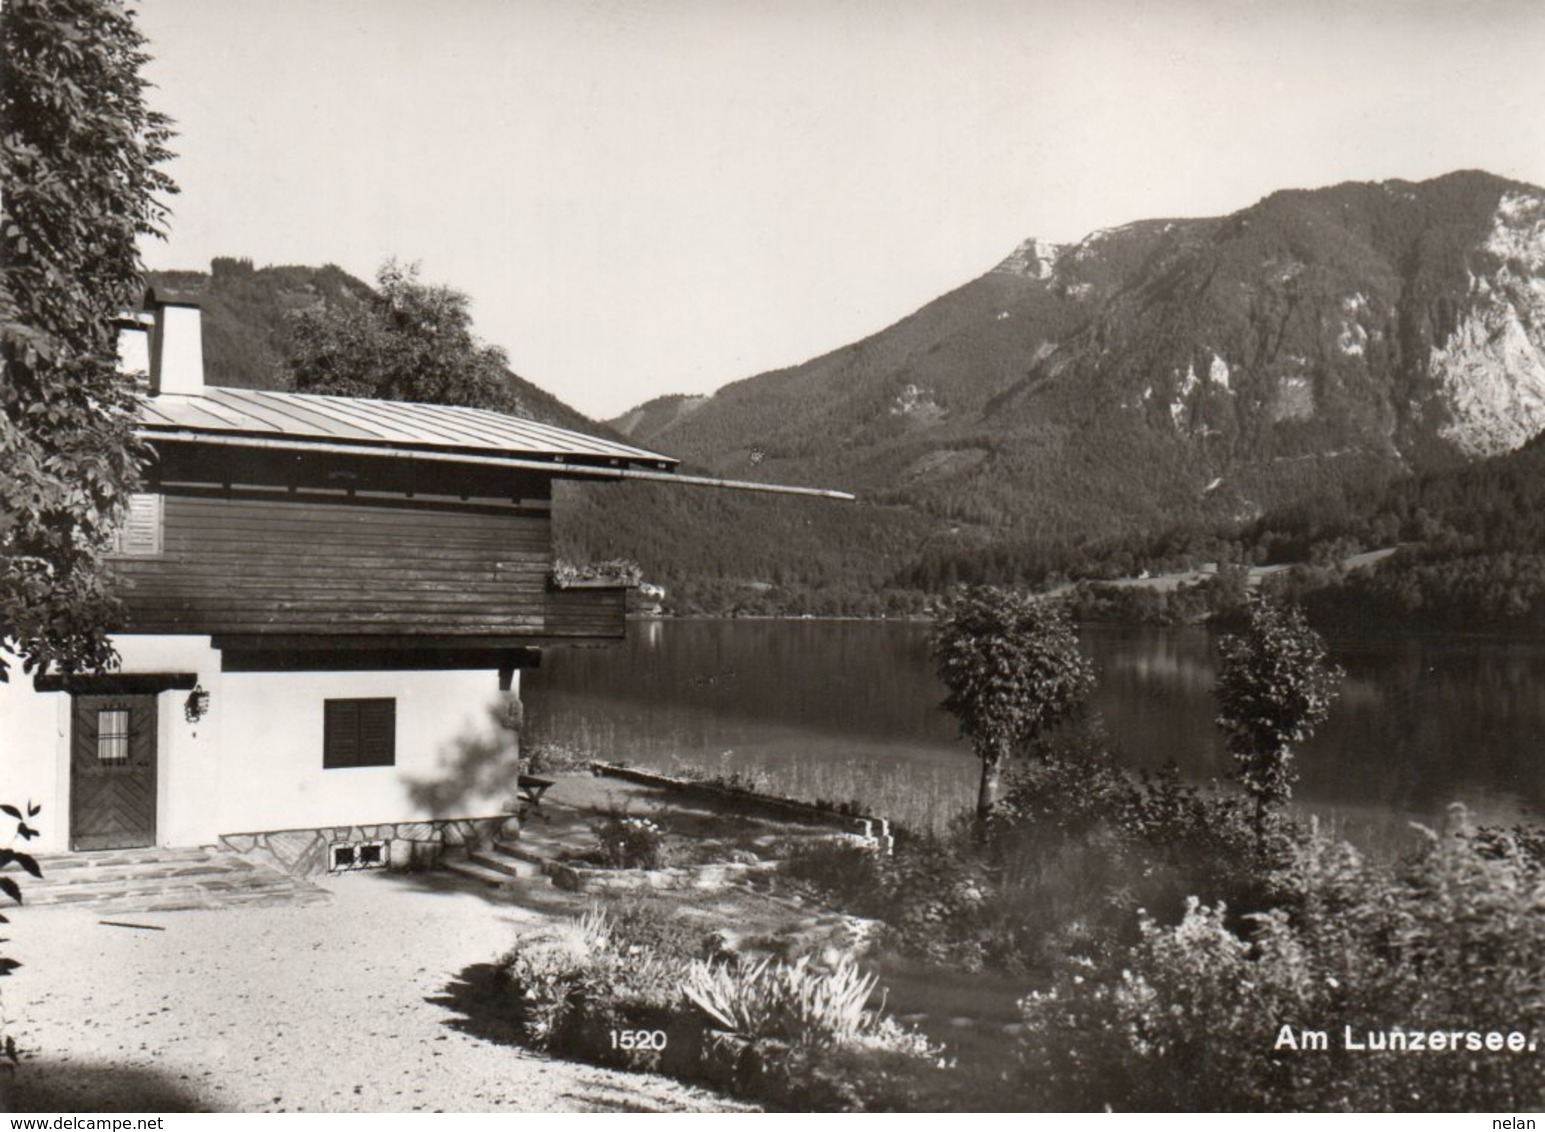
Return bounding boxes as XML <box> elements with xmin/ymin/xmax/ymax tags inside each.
<box><xmin>111</xmin><ymin>493</ymin><xmax>163</xmax><ymax>556</ymax></box>
<box><xmin>323</xmin><ymin>698</ymin><xmax>396</xmax><ymax>768</ymax></box>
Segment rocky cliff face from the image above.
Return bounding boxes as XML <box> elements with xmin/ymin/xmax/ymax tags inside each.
<box><xmin>1429</xmin><ymin>190</ymin><xmax>1545</xmax><ymax>457</ymax></box>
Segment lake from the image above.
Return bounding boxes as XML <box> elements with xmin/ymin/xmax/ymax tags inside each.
<box><xmin>522</xmin><ymin>618</ymin><xmax>1545</xmax><ymax>845</ymax></box>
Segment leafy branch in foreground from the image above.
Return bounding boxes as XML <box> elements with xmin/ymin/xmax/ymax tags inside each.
<box><xmin>1</xmin><ymin>0</ymin><xmax>177</xmax><ymax>679</ymax></box>
<box><xmin>1</xmin><ymin>802</ymin><xmax>42</xmax><ymax>1066</ymax></box>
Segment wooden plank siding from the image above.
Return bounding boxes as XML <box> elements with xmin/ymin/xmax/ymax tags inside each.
<box><xmin>544</xmin><ymin>586</ymin><xmax>628</xmax><ymax>640</ymax></box>
<box><xmin>112</xmin><ymin>487</ymin><xmax>624</xmax><ymax>641</ymax></box>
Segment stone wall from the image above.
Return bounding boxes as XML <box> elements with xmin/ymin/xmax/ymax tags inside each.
<box><xmin>592</xmin><ymin>763</ymin><xmax>895</xmax><ymax>854</ymax></box>
<box><xmin>219</xmin><ymin>814</ymin><xmax>515</xmax><ymax>877</ymax></box>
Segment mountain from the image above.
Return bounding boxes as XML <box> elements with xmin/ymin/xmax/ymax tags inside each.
<box><xmin>145</xmin><ymin>257</ymin><xmax>605</xmax><ymax>436</ymax></box>
<box><xmin>610</xmin><ymin>170</ymin><xmax>1545</xmax><ymax>589</ymax></box>
<box><xmin>169</xmin><ymin>172</ymin><xmax>1545</xmax><ymax>614</ymax></box>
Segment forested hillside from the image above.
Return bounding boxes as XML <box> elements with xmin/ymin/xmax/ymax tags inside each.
<box><xmin>1245</xmin><ymin>432</ymin><xmax>1545</xmax><ymax>628</ymax></box>
<box><xmin>146</xmin><ymin>257</ymin><xmax>604</xmax><ymax>435</ymax></box>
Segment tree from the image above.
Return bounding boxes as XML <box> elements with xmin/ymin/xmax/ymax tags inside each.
<box><xmin>1214</xmin><ymin>595</ymin><xmax>1342</xmax><ymax>850</ymax></box>
<box><xmin>931</xmin><ymin>587</ymin><xmax>1095</xmax><ymax>823</ymax></box>
<box><xmin>0</xmin><ymin>0</ymin><xmax>177</xmax><ymax>679</ymax></box>
<box><xmin>282</xmin><ymin>259</ymin><xmax>518</xmax><ymax>412</ymax></box>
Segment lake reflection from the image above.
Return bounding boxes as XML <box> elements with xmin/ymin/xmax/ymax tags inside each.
<box><xmin>522</xmin><ymin>619</ymin><xmax>1545</xmax><ymax>841</ymax></box>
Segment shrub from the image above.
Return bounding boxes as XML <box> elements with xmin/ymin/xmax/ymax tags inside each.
<box><xmin>495</xmin><ymin>909</ymin><xmax>942</xmax><ymax>1110</ymax></box>
<box><xmin>497</xmin><ymin>910</ymin><xmax>683</xmax><ymax>1070</ymax></box>
<box><xmin>590</xmin><ymin>814</ymin><xmax>668</xmax><ymax>870</ymax></box>
<box><xmin>1017</xmin><ymin>808</ymin><xmax>1545</xmax><ymax>1111</ymax></box>
<box><xmin>990</xmin><ymin>742</ymin><xmax>1274</xmax><ymax>942</ymax></box>
<box><xmin>1</xmin><ymin>802</ymin><xmax>42</xmax><ymax>1067</ymax></box>
<box><xmin>603</xmin><ymin>895</ymin><xmax>716</xmax><ymax>963</ymax></box>
<box><xmin>778</xmin><ymin>733</ymin><xmax>1271</xmax><ymax>976</ymax></box>
<box><xmin>682</xmin><ymin>954</ymin><xmax>891</xmax><ymax>1049</ymax></box>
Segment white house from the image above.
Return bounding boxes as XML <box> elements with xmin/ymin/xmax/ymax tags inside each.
<box><xmin>2</xmin><ymin>292</ymin><xmax>701</xmax><ymax>875</ymax></box>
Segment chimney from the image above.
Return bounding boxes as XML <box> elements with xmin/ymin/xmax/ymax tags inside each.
<box><xmin>146</xmin><ymin>288</ymin><xmax>205</xmax><ymax>396</ymax></box>
<box><xmin>114</xmin><ymin>312</ymin><xmax>154</xmax><ymax>388</ymax></box>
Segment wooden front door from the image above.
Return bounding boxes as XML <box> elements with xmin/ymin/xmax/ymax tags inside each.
<box><xmin>70</xmin><ymin>694</ymin><xmax>158</xmax><ymax>851</ymax></box>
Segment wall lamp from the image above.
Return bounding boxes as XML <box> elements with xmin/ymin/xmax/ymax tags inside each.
<box><xmin>184</xmin><ymin>684</ymin><xmax>211</xmax><ymax>724</ymax></box>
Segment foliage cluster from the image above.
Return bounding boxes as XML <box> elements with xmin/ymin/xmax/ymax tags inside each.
<box><xmin>0</xmin><ymin>803</ymin><xmax>42</xmax><ymax>1066</ymax></box>
<box><xmin>662</xmin><ymin>757</ymin><xmax>772</xmax><ymax>797</ymax></box>
<box><xmin>1057</xmin><ymin>567</ymin><xmax>1251</xmax><ymax>626</ymax></box>
<box><xmin>496</xmin><ymin>906</ymin><xmax>940</xmax><ymax>1110</ymax></box>
<box><xmin>780</xmin><ymin>737</ymin><xmax>1269</xmax><ymax>976</ymax></box>
<box><xmin>930</xmin><ymin>588</ymin><xmax>1094</xmax><ymax>818</ymax></box>
<box><xmin>1018</xmin><ymin>811</ymin><xmax>1545</xmax><ymax>1111</ymax></box>
<box><xmin>1214</xmin><ymin>598</ymin><xmax>1342</xmax><ymax>844</ymax></box>
<box><xmin>786</xmin><ymin>595</ymin><xmax>1334</xmax><ymax>974</ymax></box>
<box><xmin>549</xmin><ymin>558</ymin><xmax>644</xmax><ymax>589</ymax></box>
<box><xmin>1</xmin><ymin>0</ymin><xmax>176</xmax><ymax>678</ymax></box>
<box><xmin>281</xmin><ymin>260</ymin><xmax>519</xmax><ymax>413</ymax></box>
<box><xmin>589</xmin><ymin>814</ymin><xmax>669</xmax><ymax>871</ymax></box>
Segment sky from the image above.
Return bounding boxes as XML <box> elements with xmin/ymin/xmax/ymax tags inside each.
<box><xmin>136</xmin><ymin>0</ymin><xmax>1545</xmax><ymax>420</ymax></box>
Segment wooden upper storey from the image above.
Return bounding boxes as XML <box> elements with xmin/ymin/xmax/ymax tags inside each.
<box><xmin>111</xmin><ymin>424</ymin><xmax>641</xmax><ymax>650</ymax></box>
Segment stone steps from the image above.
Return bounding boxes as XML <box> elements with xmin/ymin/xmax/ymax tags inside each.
<box><xmin>20</xmin><ymin>846</ymin><xmax>328</xmax><ymax>912</ymax></box>
<box><xmin>439</xmin><ymin>834</ymin><xmax>559</xmax><ymax>886</ymax></box>
<box><xmin>488</xmin><ymin>840</ymin><xmax>550</xmax><ymax>868</ymax></box>
<box><xmin>440</xmin><ymin>842</ymin><xmax>547</xmax><ymax>889</ymax></box>
<box><xmin>470</xmin><ymin>847</ymin><xmax>544</xmax><ymax>880</ymax></box>
<box><xmin>440</xmin><ymin>857</ymin><xmax>516</xmax><ymax>888</ymax></box>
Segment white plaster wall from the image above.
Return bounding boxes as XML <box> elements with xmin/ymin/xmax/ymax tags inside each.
<box><xmin>214</xmin><ymin>668</ymin><xmax>516</xmax><ymax>836</ymax></box>
<box><xmin>0</xmin><ymin>636</ymin><xmax>221</xmax><ymax>853</ymax></box>
<box><xmin>0</xmin><ymin>652</ymin><xmax>71</xmax><ymax>854</ymax></box>
<box><xmin>2</xmin><ymin>637</ymin><xmax>517</xmax><ymax>851</ymax></box>
<box><xmin>117</xmin><ymin>636</ymin><xmax>225</xmax><ymax>848</ymax></box>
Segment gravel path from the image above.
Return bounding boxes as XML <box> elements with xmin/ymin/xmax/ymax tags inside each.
<box><xmin>0</xmin><ymin>872</ymin><xmax>738</xmax><ymax>1113</ymax></box>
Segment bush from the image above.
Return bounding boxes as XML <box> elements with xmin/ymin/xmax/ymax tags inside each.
<box><xmin>497</xmin><ymin>910</ymin><xmax>683</xmax><ymax>1070</ymax></box>
<box><xmin>590</xmin><ymin>814</ymin><xmax>669</xmax><ymax>870</ymax></box>
<box><xmin>683</xmin><ymin>954</ymin><xmax>899</xmax><ymax>1050</ymax></box>
<box><xmin>495</xmin><ymin>909</ymin><xmax>941</xmax><ymax>1110</ymax></box>
<box><xmin>776</xmin><ymin>730</ymin><xmax>1273</xmax><ymax>976</ymax></box>
<box><xmin>779</xmin><ymin>834</ymin><xmax>1001</xmax><ymax>969</ymax></box>
<box><xmin>988</xmin><ymin>739</ymin><xmax>1276</xmax><ymax>953</ymax></box>
<box><xmin>604</xmin><ymin>895</ymin><xmax>717</xmax><ymax>963</ymax></box>
<box><xmin>1017</xmin><ymin>808</ymin><xmax>1545</xmax><ymax>1111</ymax></box>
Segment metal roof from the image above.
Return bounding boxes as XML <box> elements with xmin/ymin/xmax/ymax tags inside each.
<box><xmin>136</xmin><ymin>386</ymin><xmax>677</xmax><ymax>470</ymax></box>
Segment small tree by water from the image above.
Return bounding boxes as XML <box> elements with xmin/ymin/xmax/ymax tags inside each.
<box><xmin>930</xmin><ymin>587</ymin><xmax>1094</xmax><ymax>823</ymax></box>
<box><xmin>1214</xmin><ymin>596</ymin><xmax>1342</xmax><ymax>851</ymax></box>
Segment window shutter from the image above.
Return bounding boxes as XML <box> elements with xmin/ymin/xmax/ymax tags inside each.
<box><xmin>324</xmin><ymin>700</ymin><xmax>362</xmax><ymax>768</ymax></box>
<box><xmin>358</xmin><ymin>699</ymin><xmax>396</xmax><ymax>767</ymax></box>
<box><xmin>112</xmin><ymin>493</ymin><xmax>163</xmax><ymax>556</ymax></box>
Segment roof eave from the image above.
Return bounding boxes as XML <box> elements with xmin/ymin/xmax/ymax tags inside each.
<box><xmin>135</xmin><ymin>428</ymin><xmax>853</xmax><ymax>500</ymax></box>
